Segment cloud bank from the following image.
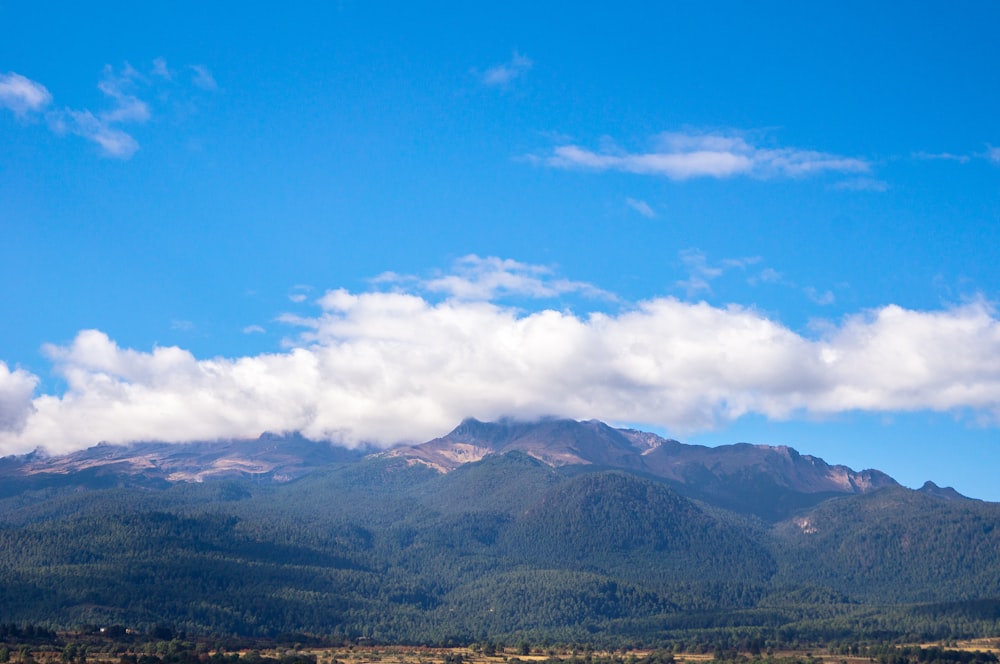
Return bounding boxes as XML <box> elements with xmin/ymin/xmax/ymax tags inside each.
<box><xmin>3</xmin><ymin>257</ymin><xmax>1000</xmax><ymax>455</ymax></box>
<box><xmin>539</xmin><ymin>130</ymin><xmax>871</xmax><ymax>181</ymax></box>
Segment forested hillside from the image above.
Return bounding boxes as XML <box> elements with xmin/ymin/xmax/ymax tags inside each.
<box><xmin>0</xmin><ymin>423</ymin><xmax>998</xmax><ymax>646</ymax></box>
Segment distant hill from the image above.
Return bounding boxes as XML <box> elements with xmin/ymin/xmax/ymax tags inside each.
<box><xmin>0</xmin><ymin>418</ymin><xmax>995</xmax><ymax>646</ymax></box>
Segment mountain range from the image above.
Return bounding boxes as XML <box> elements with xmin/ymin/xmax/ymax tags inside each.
<box><xmin>0</xmin><ymin>418</ymin><xmax>996</xmax><ymax>646</ymax></box>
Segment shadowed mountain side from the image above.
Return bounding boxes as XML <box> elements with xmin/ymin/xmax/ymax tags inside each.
<box><xmin>771</xmin><ymin>486</ymin><xmax>1000</xmax><ymax>603</ymax></box>
<box><xmin>384</xmin><ymin>418</ymin><xmax>899</xmax><ymax>519</ymax></box>
<box><xmin>634</xmin><ymin>437</ymin><xmax>898</xmax><ymax>519</ymax></box>
<box><xmin>499</xmin><ymin>471</ymin><xmax>777</xmax><ymax>586</ymax></box>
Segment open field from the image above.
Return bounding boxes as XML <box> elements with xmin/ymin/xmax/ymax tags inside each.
<box><xmin>12</xmin><ymin>641</ymin><xmax>1000</xmax><ymax>664</ymax></box>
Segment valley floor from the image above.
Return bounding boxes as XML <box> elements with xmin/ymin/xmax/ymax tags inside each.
<box><xmin>10</xmin><ymin>640</ymin><xmax>1000</xmax><ymax>664</ymax></box>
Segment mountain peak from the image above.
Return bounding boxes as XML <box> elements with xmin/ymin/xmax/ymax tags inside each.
<box><xmin>918</xmin><ymin>480</ymin><xmax>971</xmax><ymax>501</ymax></box>
<box><xmin>383</xmin><ymin>416</ymin><xmax>647</xmax><ymax>472</ymax></box>
<box><xmin>379</xmin><ymin>418</ymin><xmax>901</xmax><ymax>519</ymax></box>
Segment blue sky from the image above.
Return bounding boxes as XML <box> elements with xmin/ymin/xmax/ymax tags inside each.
<box><xmin>3</xmin><ymin>2</ymin><xmax>1000</xmax><ymax>498</ymax></box>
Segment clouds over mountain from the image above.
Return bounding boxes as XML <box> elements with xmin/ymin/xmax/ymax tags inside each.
<box><xmin>0</xmin><ymin>363</ymin><xmax>37</xmax><ymax>433</ymax></box>
<box><xmin>3</xmin><ymin>258</ymin><xmax>1000</xmax><ymax>455</ymax></box>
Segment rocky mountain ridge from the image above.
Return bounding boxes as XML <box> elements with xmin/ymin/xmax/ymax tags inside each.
<box><xmin>379</xmin><ymin>417</ymin><xmax>903</xmax><ymax>518</ymax></box>
<box><xmin>0</xmin><ymin>416</ymin><xmax>954</xmax><ymax>520</ymax></box>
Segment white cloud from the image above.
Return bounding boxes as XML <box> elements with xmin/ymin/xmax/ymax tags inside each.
<box><xmin>243</xmin><ymin>325</ymin><xmax>266</xmax><ymax>335</ymax></box>
<box><xmin>0</xmin><ymin>362</ymin><xmax>38</xmax><ymax>433</ymax></box>
<box><xmin>756</xmin><ymin>268</ymin><xmax>782</xmax><ymax>284</ymax></box>
<box><xmin>539</xmin><ymin>130</ymin><xmax>871</xmax><ymax>181</ymax></box>
<box><xmin>7</xmin><ymin>59</ymin><xmax>214</xmax><ymax>159</ymax></box>
<box><xmin>49</xmin><ymin>109</ymin><xmax>141</xmax><ymax>159</ymax></box>
<box><xmin>911</xmin><ymin>147</ymin><xmax>1000</xmax><ymax>166</ymax></box>
<box><xmin>97</xmin><ymin>63</ymin><xmax>151</xmax><ymax>123</ymax></box>
<box><xmin>675</xmin><ymin>249</ymin><xmax>760</xmax><ymax>296</ymax></box>
<box><xmin>381</xmin><ymin>254</ymin><xmax>613</xmax><ymax>302</ymax></box>
<box><xmin>625</xmin><ymin>197</ymin><xmax>656</xmax><ymax>218</ymax></box>
<box><xmin>478</xmin><ymin>51</ymin><xmax>532</xmax><ymax>87</ymax></box>
<box><xmin>152</xmin><ymin>57</ymin><xmax>172</xmax><ymax>81</ymax></box>
<box><xmin>912</xmin><ymin>151</ymin><xmax>972</xmax><ymax>164</ymax></box>
<box><xmin>0</xmin><ymin>72</ymin><xmax>52</xmax><ymax>116</ymax></box>
<box><xmin>288</xmin><ymin>285</ymin><xmax>312</xmax><ymax>303</ymax></box>
<box><xmin>5</xmin><ymin>262</ymin><xmax>1000</xmax><ymax>455</ymax></box>
<box><xmin>804</xmin><ymin>286</ymin><xmax>835</xmax><ymax>306</ymax></box>
<box><xmin>46</xmin><ymin>63</ymin><xmax>152</xmax><ymax>158</ymax></box>
<box><xmin>190</xmin><ymin>65</ymin><xmax>218</xmax><ymax>91</ymax></box>
<box><xmin>831</xmin><ymin>177</ymin><xmax>888</xmax><ymax>192</ymax></box>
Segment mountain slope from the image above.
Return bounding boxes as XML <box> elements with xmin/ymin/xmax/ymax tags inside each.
<box><xmin>0</xmin><ymin>417</ymin><xmax>996</xmax><ymax>644</ymax></box>
<box><xmin>771</xmin><ymin>486</ymin><xmax>1000</xmax><ymax>603</ymax></box>
<box><xmin>383</xmin><ymin>418</ymin><xmax>898</xmax><ymax>519</ymax></box>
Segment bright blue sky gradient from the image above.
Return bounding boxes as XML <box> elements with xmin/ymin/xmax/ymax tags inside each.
<box><xmin>3</xmin><ymin>2</ymin><xmax>1000</xmax><ymax>498</ymax></box>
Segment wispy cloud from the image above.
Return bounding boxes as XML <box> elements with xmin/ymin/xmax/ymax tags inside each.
<box><xmin>375</xmin><ymin>254</ymin><xmax>612</xmax><ymax>302</ymax></box>
<box><xmin>913</xmin><ymin>151</ymin><xmax>972</xmax><ymax>164</ymax></box>
<box><xmin>48</xmin><ymin>109</ymin><xmax>140</xmax><ymax>158</ymax></box>
<box><xmin>625</xmin><ymin>197</ymin><xmax>656</xmax><ymax>218</ymax></box>
<box><xmin>190</xmin><ymin>64</ymin><xmax>218</xmax><ymax>91</ymax></box>
<box><xmin>2</xmin><ymin>59</ymin><xmax>216</xmax><ymax>159</ymax></box>
<box><xmin>804</xmin><ymin>286</ymin><xmax>835</xmax><ymax>306</ymax></box>
<box><xmin>755</xmin><ymin>268</ymin><xmax>783</xmax><ymax>284</ymax></box>
<box><xmin>242</xmin><ymin>325</ymin><xmax>266</xmax><ymax>335</ymax></box>
<box><xmin>676</xmin><ymin>249</ymin><xmax>761</xmax><ymax>296</ymax></box>
<box><xmin>911</xmin><ymin>146</ymin><xmax>1000</xmax><ymax>166</ymax></box>
<box><xmin>152</xmin><ymin>57</ymin><xmax>172</xmax><ymax>81</ymax></box>
<box><xmin>4</xmin><ymin>262</ymin><xmax>1000</xmax><ymax>454</ymax></box>
<box><xmin>97</xmin><ymin>63</ymin><xmax>151</xmax><ymax>123</ymax></box>
<box><xmin>288</xmin><ymin>285</ymin><xmax>312</xmax><ymax>303</ymax></box>
<box><xmin>536</xmin><ymin>130</ymin><xmax>872</xmax><ymax>182</ymax></box>
<box><xmin>0</xmin><ymin>72</ymin><xmax>52</xmax><ymax>116</ymax></box>
<box><xmin>477</xmin><ymin>51</ymin><xmax>532</xmax><ymax>87</ymax></box>
<box><xmin>831</xmin><ymin>177</ymin><xmax>888</xmax><ymax>192</ymax></box>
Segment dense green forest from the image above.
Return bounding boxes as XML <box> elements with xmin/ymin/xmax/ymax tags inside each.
<box><xmin>1</xmin><ymin>452</ymin><xmax>999</xmax><ymax>646</ymax></box>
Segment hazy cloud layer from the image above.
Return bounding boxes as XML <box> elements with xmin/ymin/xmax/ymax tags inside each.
<box><xmin>539</xmin><ymin>130</ymin><xmax>871</xmax><ymax>181</ymax></box>
<box><xmin>3</xmin><ymin>259</ymin><xmax>1000</xmax><ymax>455</ymax></box>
